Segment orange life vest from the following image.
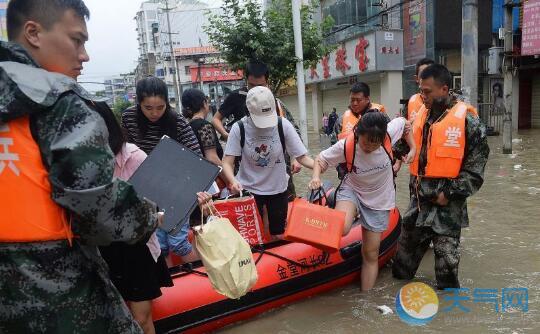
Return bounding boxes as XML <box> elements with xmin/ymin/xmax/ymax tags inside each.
<box><xmin>407</xmin><ymin>93</ymin><xmax>424</xmax><ymax>121</ymax></box>
<box><xmin>338</xmin><ymin>103</ymin><xmax>385</xmax><ymax>140</ymax></box>
<box><xmin>341</xmin><ymin>131</ymin><xmax>393</xmax><ymax>176</ymax></box>
<box><xmin>0</xmin><ymin>116</ymin><xmax>72</xmax><ymax>243</ymax></box>
<box><xmin>410</xmin><ymin>102</ymin><xmax>475</xmax><ymax>178</ymax></box>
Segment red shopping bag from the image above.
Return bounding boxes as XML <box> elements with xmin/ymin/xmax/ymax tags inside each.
<box><xmin>284</xmin><ymin>190</ymin><xmax>345</xmax><ymax>252</ymax></box>
<box><xmin>212</xmin><ymin>195</ymin><xmax>271</xmax><ymax>245</ymax></box>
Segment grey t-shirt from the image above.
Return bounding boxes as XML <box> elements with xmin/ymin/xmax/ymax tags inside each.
<box><xmin>225</xmin><ymin>116</ymin><xmax>308</xmax><ymax>195</ymax></box>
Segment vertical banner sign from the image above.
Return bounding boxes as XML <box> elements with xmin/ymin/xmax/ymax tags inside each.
<box><xmin>522</xmin><ymin>0</ymin><xmax>540</xmax><ymax>56</ymax></box>
<box><xmin>0</xmin><ymin>0</ymin><xmax>8</xmax><ymax>41</ymax></box>
<box><xmin>403</xmin><ymin>0</ymin><xmax>426</xmax><ymax>66</ymax></box>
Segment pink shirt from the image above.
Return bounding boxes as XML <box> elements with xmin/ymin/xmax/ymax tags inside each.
<box><xmin>115</xmin><ymin>143</ymin><xmax>161</xmax><ymax>262</ymax></box>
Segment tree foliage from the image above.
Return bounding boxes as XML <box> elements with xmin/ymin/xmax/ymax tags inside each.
<box><xmin>112</xmin><ymin>98</ymin><xmax>133</xmax><ymax>122</ymax></box>
<box><xmin>205</xmin><ymin>0</ymin><xmax>334</xmax><ymax>93</ymax></box>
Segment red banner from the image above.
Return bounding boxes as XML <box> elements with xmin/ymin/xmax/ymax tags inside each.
<box><xmin>190</xmin><ymin>65</ymin><xmax>243</xmax><ymax>82</ymax></box>
<box><xmin>522</xmin><ymin>0</ymin><xmax>540</xmax><ymax>56</ymax></box>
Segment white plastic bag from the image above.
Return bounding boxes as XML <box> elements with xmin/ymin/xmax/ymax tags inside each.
<box><xmin>194</xmin><ymin>205</ymin><xmax>258</xmax><ymax>299</ymax></box>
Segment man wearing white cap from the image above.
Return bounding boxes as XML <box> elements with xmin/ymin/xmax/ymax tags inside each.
<box><xmin>222</xmin><ymin>86</ymin><xmax>314</xmax><ymax>236</ymax></box>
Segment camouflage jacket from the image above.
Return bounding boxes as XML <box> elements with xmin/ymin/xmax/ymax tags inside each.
<box><xmin>0</xmin><ymin>41</ymin><xmax>157</xmax><ymax>333</ymax></box>
<box><xmin>404</xmin><ymin>97</ymin><xmax>490</xmax><ymax>237</ymax></box>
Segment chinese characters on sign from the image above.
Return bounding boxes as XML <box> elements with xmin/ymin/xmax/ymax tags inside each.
<box><xmin>442</xmin><ymin>288</ymin><xmax>529</xmax><ymax>313</ymax></box>
<box><xmin>190</xmin><ymin>65</ymin><xmax>243</xmax><ymax>83</ymax></box>
<box><xmin>310</xmin><ymin>66</ymin><xmax>319</xmax><ymax>79</ymax></box>
<box><xmin>355</xmin><ymin>37</ymin><xmax>369</xmax><ymax>72</ymax></box>
<box><xmin>335</xmin><ymin>46</ymin><xmax>351</xmax><ymax>75</ymax></box>
<box><xmin>304</xmin><ymin>31</ymin><xmax>403</xmax><ymax>84</ymax></box>
<box><xmin>322</xmin><ymin>56</ymin><xmax>331</xmax><ymax>79</ymax></box>
<box><xmin>380</xmin><ymin>46</ymin><xmax>400</xmax><ymax>54</ymax></box>
<box><xmin>522</xmin><ymin>0</ymin><xmax>540</xmax><ymax>56</ymax></box>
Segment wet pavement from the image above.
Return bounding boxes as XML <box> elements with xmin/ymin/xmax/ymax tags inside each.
<box><xmin>218</xmin><ymin>129</ymin><xmax>540</xmax><ymax>334</ymax></box>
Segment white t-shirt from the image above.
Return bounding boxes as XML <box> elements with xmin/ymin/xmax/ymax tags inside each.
<box><xmin>225</xmin><ymin>116</ymin><xmax>308</xmax><ymax>195</ymax></box>
<box><xmin>319</xmin><ymin>117</ymin><xmax>406</xmax><ymax>210</ymax></box>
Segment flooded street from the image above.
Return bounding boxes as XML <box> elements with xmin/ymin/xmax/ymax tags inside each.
<box><xmin>219</xmin><ymin>130</ymin><xmax>540</xmax><ymax>334</ymax></box>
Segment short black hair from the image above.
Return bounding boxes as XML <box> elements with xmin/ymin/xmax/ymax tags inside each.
<box><xmin>419</xmin><ymin>64</ymin><xmax>452</xmax><ymax>88</ymax></box>
<box><xmin>7</xmin><ymin>0</ymin><xmax>90</xmax><ymax>41</ymax></box>
<box><xmin>415</xmin><ymin>58</ymin><xmax>435</xmax><ymax>76</ymax></box>
<box><xmin>245</xmin><ymin>60</ymin><xmax>269</xmax><ymax>80</ymax></box>
<box><xmin>354</xmin><ymin>109</ymin><xmax>388</xmax><ymax>144</ymax></box>
<box><xmin>181</xmin><ymin>88</ymin><xmax>207</xmax><ymax>118</ymax></box>
<box><xmin>350</xmin><ymin>82</ymin><xmax>370</xmax><ymax>97</ymax></box>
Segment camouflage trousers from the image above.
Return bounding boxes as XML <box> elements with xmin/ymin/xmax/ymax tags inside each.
<box><xmin>0</xmin><ymin>241</ymin><xmax>142</xmax><ymax>334</ymax></box>
<box><xmin>392</xmin><ymin>224</ymin><xmax>461</xmax><ymax>289</ymax></box>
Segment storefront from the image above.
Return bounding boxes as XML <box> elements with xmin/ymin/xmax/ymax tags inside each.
<box><xmin>293</xmin><ymin>29</ymin><xmax>404</xmax><ymax>131</ymax></box>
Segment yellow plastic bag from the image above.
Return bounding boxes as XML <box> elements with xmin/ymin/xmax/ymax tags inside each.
<box><xmin>193</xmin><ymin>204</ymin><xmax>258</xmax><ymax>299</ymax></box>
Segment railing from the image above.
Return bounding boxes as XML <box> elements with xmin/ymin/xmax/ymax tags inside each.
<box><xmin>478</xmin><ymin>103</ymin><xmax>503</xmax><ymax>136</ymax></box>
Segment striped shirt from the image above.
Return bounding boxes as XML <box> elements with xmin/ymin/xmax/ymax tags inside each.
<box><xmin>121</xmin><ymin>106</ymin><xmax>202</xmax><ymax>156</ymax></box>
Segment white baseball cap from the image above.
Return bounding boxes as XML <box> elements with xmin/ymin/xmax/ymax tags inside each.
<box><xmin>246</xmin><ymin>86</ymin><xmax>277</xmax><ymax>128</ymax></box>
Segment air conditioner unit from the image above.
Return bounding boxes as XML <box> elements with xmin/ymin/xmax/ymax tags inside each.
<box><xmin>488</xmin><ymin>47</ymin><xmax>504</xmax><ymax>75</ymax></box>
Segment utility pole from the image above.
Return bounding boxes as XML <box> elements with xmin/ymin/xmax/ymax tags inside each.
<box><xmin>163</xmin><ymin>0</ymin><xmax>181</xmax><ymax>111</ymax></box>
<box><xmin>502</xmin><ymin>0</ymin><xmax>514</xmax><ymax>154</ymax></box>
<box><xmin>461</xmin><ymin>0</ymin><xmax>478</xmax><ymax>108</ymax></box>
<box><xmin>292</xmin><ymin>0</ymin><xmax>309</xmax><ymax>147</ymax></box>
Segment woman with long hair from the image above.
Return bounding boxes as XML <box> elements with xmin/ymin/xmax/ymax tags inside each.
<box><xmin>310</xmin><ymin>111</ymin><xmax>416</xmax><ymax>291</ymax></box>
<box><xmin>121</xmin><ymin>77</ymin><xmax>203</xmax><ymax>265</ymax></box>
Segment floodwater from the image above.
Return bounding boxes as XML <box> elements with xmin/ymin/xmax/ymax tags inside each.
<box><xmin>218</xmin><ymin>130</ymin><xmax>540</xmax><ymax>334</ymax></box>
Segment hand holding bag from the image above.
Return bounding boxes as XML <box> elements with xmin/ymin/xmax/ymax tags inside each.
<box><xmin>284</xmin><ymin>188</ymin><xmax>346</xmax><ymax>252</ymax></box>
<box><xmin>193</xmin><ymin>203</ymin><xmax>258</xmax><ymax>299</ymax></box>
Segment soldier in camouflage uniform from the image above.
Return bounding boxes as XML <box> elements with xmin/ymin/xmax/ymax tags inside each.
<box><xmin>392</xmin><ymin>64</ymin><xmax>490</xmax><ymax>289</ymax></box>
<box><xmin>0</xmin><ymin>1</ymin><xmax>159</xmax><ymax>333</ymax></box>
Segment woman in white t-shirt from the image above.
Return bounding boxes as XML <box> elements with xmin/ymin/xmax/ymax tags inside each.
<box><xmin>222</xmin><ymin>86</ymin><xmax>314</xmax><ymax>237</ymax></box>
<box><xmin>309</xmin><ymin>110</ymin><xmax>416</xmax><ymax>291</ymax></box>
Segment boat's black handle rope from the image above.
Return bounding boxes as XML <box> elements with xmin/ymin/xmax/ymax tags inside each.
<box><xmin>173</xmin><ymin>244</ymin><xmax>330</xmax><ymax>277</ymax></box>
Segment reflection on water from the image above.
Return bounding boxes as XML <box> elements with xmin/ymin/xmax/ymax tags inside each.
<box><xmin>218</xmin><ymin>130</ymin><xmax>540</xmax><ymax>334</ymax></box>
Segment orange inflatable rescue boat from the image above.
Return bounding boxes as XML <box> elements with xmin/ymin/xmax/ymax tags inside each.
<box><xmin>152</xmin><ymin>201</ymin><xmax>401</xmax><ymax>333</ymax></box>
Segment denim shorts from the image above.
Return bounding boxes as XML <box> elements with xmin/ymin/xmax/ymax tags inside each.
<box><xmin>336</xmin><ymin>185</ymin><xmax>390</xmax><ymax>233</ymax></box>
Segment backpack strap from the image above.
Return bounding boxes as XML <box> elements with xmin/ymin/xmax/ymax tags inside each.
<box><xmin>277</xmin><ymin>117</ymin><xmax>286</xmax><ymax>155</ymax></box>
<box><xmin>238</xmin><ymin>120</ymin><xmax>245</xmax><ymax>149</ymax></box>
<box><xmin>382</xmin><ymin>132</ymin><xmax>394</xmax><ymax>162</ymax></box>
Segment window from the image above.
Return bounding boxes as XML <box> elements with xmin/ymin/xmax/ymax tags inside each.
<box><xmin>322</xmin><ymin>0</ymin><xmax>379</xmax><ymax>42</ymax></box>
<box><xmin>185</xmin><ymin>66</ymin><xmax>191</xmax><ymax>75</ymax></box>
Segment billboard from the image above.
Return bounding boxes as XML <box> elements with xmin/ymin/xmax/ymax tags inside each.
<box><xmin>0</xmin><ymin>0</ymin><xmax>7</xmax><ymax>42</ymax></box>
<box><xmin>403</xmin><ymin>0</ymin><xmax>426</xmax><ymax>66</ymax></box>
<box><xmin>522</xmin><ymin>0</ymin><xmax>540</xmax><ymax>56</ymax></box>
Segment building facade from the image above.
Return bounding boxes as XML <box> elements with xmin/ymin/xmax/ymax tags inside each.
<box><xmin>104</xmin><ymin>73</ymin><xmax>137</xmax><ymax>107</ymax></box>
<box><xmin>134</xmin><ymin>1</ymin><xmax>160</xmax><ymax>83</ymax></box>
<box><xmin>134</xmin><ymin>0</ymin><xmax>243</xmax><ymax>109</ymax></box>
<box><xmin>279</xmin><ymin>0</ymin><xmax>404</xmax><ymax>132</ymax></box>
